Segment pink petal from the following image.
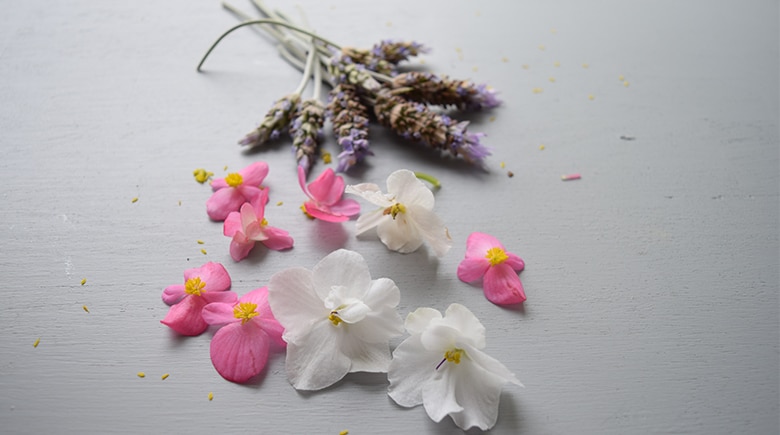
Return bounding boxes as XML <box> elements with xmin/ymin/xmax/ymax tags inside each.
<box><xmin>230</xmin><ymin>237</ymin><xmax>256</xmax><ymax>261</ymax></box>
<box><xmin>202</xmin><ymin>301</ymin><xmax>239</xmax><ymax>326</ymax></box>
<box><xmin>328</xmin><ymin>198</ymin><xmax>361</xmax><ymax>217</ymax></box>
<box><xmin>260</xmin><ymin>226</ymin><xmax>294</xmax><ymax>251</ymax></box>
<box><xmin>464</xmin><ymin>232</ymin><xmax>505</xmax><ymax>259</ymax></box>
<box><xmin>297</xmin><ymin>165</ymin><xmax>312</xmax><ymax>198</ymax></box>
<box><xmin>457</xmin><ymin>257</ymin><xmax>490</xmax><ymax>283</ymax></box>
<box><xmin>237</xmin><ymin>185</ymin><xmax>266</xmax><ymax>207</ymax></box>
<box><xmin>223</xmin><ymin>211</ymin><xmax>242</xmax><ymax>237</ymax></box>
<box><xmin>239</xmin><ymin>202</ymin><xmax>259</xmax><ymax>231</ymax></box>
<box><xmin>160</xmin><ymin>295</ymin><xmax>208</xmax><ymax>336</ymax></box>
<box><xmin>211</xmin><ymin>178</ymin><xmax>228</xmax><ymax>191</ymax></box>
<box><xmin>202</xmin><ymin>290</ymin><xmax>239</xmax><ymax>305</ymax></box>
<box><xmin>206</xmin><ymin>188</ymin><xmax>246</xmax><ymax>221</ymax></box>
<box><xmin>209</xmin><ymin>322</ymin><xmax>271</xmax><ymax>383</ymax></box>
<box><xmin>238</xmin><ymin>161</ymin><xmax>269</xmax><ymax>186</ymax></box>
<box><xmin>482</xmin><ymin>264</ymin><xmax>526</xmax><ymax>305</ymax></box>
<box><xmin>505</xmin><ymin>252</ymin><xmax>525</xmax><ymax>272</ymax></box>
<box><xmin>240</xmin><ymin>288</ymin><xmax>287</xmax><ymax>348</ymax></box>
<box><xmin>307</xmin><ymin>168</ymin><xmax>345</xmax><ymax>206</ymax></box>
<box><xmin>185</xmin><ymin>262</ymin><xmax>231</xmax><ymax>293</ymax></box>
<box><xmin>162</xmin><ymin>284</ymin><xmax>185</xmax><ymax>305</ymax></box>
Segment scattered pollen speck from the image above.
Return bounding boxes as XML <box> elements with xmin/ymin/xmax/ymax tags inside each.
<box><xmin>551</xmin><ymin>28</ymin><xmax>557</xmax><ymax>34</ymax></box>
<box><xmin>472</xmin><ymin>66</ymin><xmax>478</xmax><ymax>72</ymax></box>
<box><xmin>419</xmin><ymin>59</ymin><xmax>426</xmax><ymax>65</ymax></box>
<box><xmin>582</xmin><ymin>63</ymin><xmax>589</xmax><ymax>68</ymax></box>
<box><xmin>33</xmin><ymin>338</ymin><xmax>40</xmax><ymax>348</ymax></box>
<box><xmin>340</xmin><ymin>431</ymin><xmax>349</xmax><ymax>435</ymax></box>
<box><xmin>475</xmin><ymin>10</ymin><xmax>481</xmax><ymax>16</ymax></box>
<box><xmin>539</xmin><ymin>144</ymin><xmax>546</xmax><ymax>150</ymax></box>
<box><xmin>82</xmin><ymin>305</ymin><xmax>89</xmax><ymax>313</ymax></box>
<box><xmin>538</xmin><ymin>44</ymin><xmax>546</xmax><ymax>51</ymax></box>
<box><xmin>223</xmin><ymin>165</ymin><xmax>228</xmax><ymax>171</ymax></box>
<box><xmin>588</xmin><ymin>94</ymin><xmax>595</xmax><ymax>100</ymax></box>
<box><xmin>489</xmin><ymin>116</ymin><xmax>496</xmax><ymax>122</ymax></box>
<box><xmin>554</xmin><ymin>61</ymin><xmax>560</xmax><ymax>67</ymax></box>
<box><xmin>81</xmin><ymin>278</ymin><xmax>87</xmax><ymax>286</ymax></box>
<box><xmin>522</xmin><ymin>64</ymin><xmax>529</xmax><ymax>69</ymax></box>
<box><xmin>178</xmin><ymin>200</ymin><xmax>182</xmax><ymax>206</ymax></box>
<box><xmin>619</xmin><ymin>74</ymin><xmax>625</xmax><ymax>81</ymax></box>
<box><xmin>549</xmin><ymin>77</ymin><xmax>556</xmax><ymax>83</ymax></box>
<box><xmin>386</xmin><ymin>21</ymin><xmax>392</xmax><ymax>27</ymax></box>
<box><xmin>276</xmin><ymin>201</ymin><xmax>283</xmax><ymax>206</ymax></box>
<box><xmin>208</xmin><ymin>392</ymin><xmax>214</xmax><ymax>401</ymax></box>
<box><xmin>561</xmin><ymin>173</ymin><xmax>582</xmax><ymax>181</ymax></box>
<box><xmin>200</xmin><ymin>248</ymin><xmax>207</xmax><ymax>255</ymax></box>
<box><xmin>192</xmin><ymin>168</ymin><xmax>214</xmax><ymax>184</ymax></box>
<box><xmin>532</xmin><ymin>87</ymin><xmax>544</xmax><ymax>94</ymax></box>
<box><xmin>501</xmin><ymin>56</ymin><xmax>509</xmax><ymax>63</ymax></box>
<box><xmin>137</xmin><ymin>372</ymin><xmax>146</xmax><ymax>378</ymax></box>
<box><xmin>500</xmin><ymin>161</ymin><xmax>506</xmax><ymax>168</ymax></box>
<box><xmin>161</xmin><ymin>373</ymin><xmax>170</xmax><ymax>380</ymax></box>
<box><xmin>321</xmin><ymin>152</ymin><xmax>332</xmax><ymax>164</ymax></box>
<box><xmin>623</xmin><ymin>81</ymin><xmax>630</xmax><ymax>87</ymax></box>
<box><xmin>197</xmin><ymin>240</ymin><xmax>205</xmax><ymax>244</ymax></box>
<box><xmin>131</xmin><ymin>197</ymin><xmax>139</xmax><ymax>203</ymax></box>
<box><xmin>455</xmin><ymin>47</ymin><xmax>462</xmax><ymax>53</ymax></box>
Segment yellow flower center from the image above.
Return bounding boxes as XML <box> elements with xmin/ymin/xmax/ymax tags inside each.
<box><xmin>328</xmin><ymin>311</ymin><xmax>343</xmax><ymax>326</ymax></box>
<box><xmin>485</xmin><ymin>247</ymin><xmax>509</xmax><ymax>266</ymax></box>
<box><xmin>444</xmin><ymin>348</ymin><xmax>463</xmax><ymax>364</ymax></box>
<box><xmin>233</xmin><ymin>302</ymin><xmax>260</xmax><ymax>324</ymax></box>
<box><xmin>383</xmin><ymin>203</ymin><xmax>407</xmax><ymax>219</ymax></box>
<box><xmin>224</xmin><ymin>172</ymin><xmax>243</xmax><ymax>187</ymax></box>
<box><xmin>261</xmin><ymin>217</ymin><xmax>268</xmax><ymax>227</ymax></box>
<box><xmin>184</xmin><ymin>277</ymin><xmax>206</xmax><ymax>296</ymax></box>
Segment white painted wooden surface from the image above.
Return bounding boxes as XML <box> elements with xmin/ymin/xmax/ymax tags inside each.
<box><xmin>1</xmin><ymin>0</ymin><xmax>777</xmax><ymax>433</ymax></box>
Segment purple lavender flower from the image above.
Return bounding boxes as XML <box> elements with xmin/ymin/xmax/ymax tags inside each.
<box><xmin>371</xmin><ymin>40</ymin><xmax>429</xmax><ymax>64</ymax></box>
<box><xmin>327</xmin><ymin>84</ymin><xmax>372</xmax><ymax>171</ymax></box>
<box><xmin>239</xmin><ymin>94</ymin><xmax>301</xmax><ymax>147</ymax></box>
<box><xmin>390</xmin><ymin>72</ymin><xmax>501</xmax><ymax>110</ymax></box>
<box><xmin>289</xmin><ymin>99</ymin><xmax>325</xmax><ymax>174</ymax></box>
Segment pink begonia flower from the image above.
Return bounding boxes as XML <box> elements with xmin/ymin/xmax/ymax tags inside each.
<box><xmin>298</xmin><ymin>166</ymin><xmax>360</xmax><ymax>222</ymax></box>
<box><xmin>457</xmin><ymin>232</ymin><xmax>526</xmax><ymax>305</ymax></box>
<box><xmin>160</xmin><ymin>262</ymin><xmax>237</xmax><ymax>336</ymax></box>
<box><xmin>223</xmin><ymin>189</ymin><xmax>294</xmax><ymax>261</ymax></box>
<box><xmin>206</xmin><ymin>162</ymin><xmax>269</xmax><ymax>221</ymax></box>
<box><xmin>202</xmin><ymin>287</ymin><xmax>286</xmax><ymax>383</ymax></box>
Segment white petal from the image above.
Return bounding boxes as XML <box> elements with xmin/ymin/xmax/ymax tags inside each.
<box><xmin>407</xmin><ymin>205</ymin><xmax>452</xmax><ymax>257</ymax></box>
<box><xmin>285</xmin><ymin>319</ymin><xmax>351</xmax><ymax>390</ymax></box>
<box><xmin>386</xmin><ymin>169</ymin><xmax>434</xmax><ymax>209</ymax></box>
<box><xmin>420</xmin><ymin>324</ymin><xmax>463</xmax><ymax>353</ymax></box>
<box><xmin>335</xmin><ymin>300</ymin><xmax>371</xmax><ymax>324</ymax></box>
<box><xmin>387</xmin><ymin>334</ymin><xmax>443</xmax><ymax>407</ymax></box>
<box><xmin>268</xmin><ymin>267</ymin><xmax>326</xmax><ymax>343</ymax></box>
<box><xmin>352</xmin><ymin>306</ymin><xmax>404</xmax><ymax>344</ymax></box>
<box><xmin>377</xmin><ymin>213</ymin><xmax>424</xmax><ymax>253</ymax></box>
<box><xmin>362</xmin><ymin>277</ymin><xmax>400</xmax><ymax>310</ymax></box>
<box><xmin>338</xmin><ymin>328</ymin><xmax>393</xmax><ymax>373</ymax></box>
<box><xmin>404</xmin><ymin>307</ymin><xmax>442</xmax><ymax>335</ymax></box>
<box><xmin>345</xmin><ymin>183</ymin><xmax>393</xmax><ymax>207</ymax></box>
<box><xmin>422</xmin><ymin>364</ymin><xmax>464</xmax><ymax>423</ymax></box>
<box><xmin>311</xmin><ymin>249</ymin><xmax>371</xmax><ymax>301</ymax></box>
<box><xmin>441</xmin><ymin>303</ymin><xmax>487</xmax><ymax>349</ymax></box>
<box><xmin>354</xmin><ymin>208</ymin><xmax>387</xmax><ymax>236</ymax></box>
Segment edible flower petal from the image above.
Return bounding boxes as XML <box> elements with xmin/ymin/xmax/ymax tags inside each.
<box><xmin>457</xmin><ymin>232</ymin><xmax>526</xmax><ymax>305</ymax></box>
<box><xmin>223</xmin><ymin>189</ymin><xmax>294</xmax><ymax>261</ymax></box>
<box><xmin>206</xmin><ymin>162</ymin><xmax>269</xmax><ymax>221</ymax></box>
<box><xmin>298</xmin><ymin>166</ymin><xmax>360</xmax><ymax>222</ymax></box>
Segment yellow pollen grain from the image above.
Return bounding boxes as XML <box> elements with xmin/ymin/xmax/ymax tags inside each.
<box><xmin>532</xmin><ymin>87</ymin><xmax>544</xmax><ymax>94</ymax></box>
<box><xmin>588</xmin><ymin>94</ymin><xmax>595</xmax><ymax>100</ymax></box>
<box><xmin>82</xmin><ymin>305</ymin><xmax>89</xmax><ymax>313</ymax></box>
<box><xmin>192</xmin><ymin>168</ymin><xmax>214</xmax><ymax>184</ymax></box>
<box><xmin>276</xmin><ymin>201</ymin><xmax>283</xmax><ymax>206</ymax></box>
<box><xmin>131</xmin><ymin>197</ymin><xmax>138</xmax><ymax>203</ymax></box>
<box><xmin>501</xmin><ymin>57</ymin><xmax>509</xmax><ymax>63</ymax></box>
<box><xmin>551</xmin><ymin>28</ymin><xmax>558</xmax><ymax>34</ymax></box>
<box><xmin>500</xmin><ymin>161</ymin><xmax>506</xmax><ymax>168</ymax></box>
<box><xmin>33</xmin><ymin>338</ymin><xmax>40</xmax><ymax>348</ymax></box>
<box><xmin>582</xmin><ymin>63</ymin><xmax>589</xmax><ymax>68</ymax></box>
<box><xmin>386</xmin><ymin>21</ymin><xmax>392</xmax><ymax>27</ymax></box>
<box><xmin>161</xmin><ymin>373</ymin><xmax>169</xmax><ymax>380</ymax></box>
<box><xmin>549</xmin><ymin>77</ymin><xmax>556</xmax><ymax>83</ymax></box>
<box><xmin>322</xmin><ymin>151</ymin><xmax>332</xmax><ymax>164</ymax></box>
<box><xmin>137</xmin><ymin>372</ymin><xmax>146</xmax><ymax>378</ymax></box>
<box><xmin>539</xmin><ymin>144</ymin><xmax>546</xmax><ymax>150</ymax></box>
<box><xmin>208</xmin><ymin>392</ymin><xmax>214</xmax><ymax>401</ymax></box>
<box><xmin>223</xmin><ymin>165</ymin><xmax>228</xmax><ymax>171</ymax></box>
<box><xmin>522</xmin><ymin>64</ymin><xmax>529</xmax><ymax>69</ymax></box>
<box><xmin>623</xmin><ymin>81</ymin><xmax>630</xmax><ymax>87</ymax></box>
<box><xmin>81</xmin><ymin>278</ymin><xmax>86</xmax><ymax>285</ymax></box>
<box><xmin>472</xmin><ymin>66</ymin><xmax>478</xmax><ymax>72</ymax></box>
<box><xmin>538</xmin><ymin>44</ymin><xmax>545</xmax><ymax>51</ymax></box>
<box><xmin>419</xmin><ymin>59</ymin><xmax>426</xmax><ymax>65</ymax></box>
<box><xmin>486</xmin><ymin>247</ymin><xmax>509</xmax><ymax>266</ymax></box>
<box><xmin>618</xmin><ymin>75</ymin><xmax>625</xmax><ymax>81</ymax></box>
<box><xmin>340</xmin><ymin>431</ymin><xmax>349</xmax><ymax>435</ymax></box>
<box><xmin>200</xmin><ymin>248</ymin><xmax>207</xmax><ymax>255</ymax></box>
<box><xmin>554</xmin><ymin>61</ymin><xmax>560</xmax><ymax>67</ymax></box>
<box><xmin>178</xmin><ymin>200</ymin><xmax>182</xmax><ymax>206</ymax></box>
<box><xmin>489</xmin><ymin>116</ymin><xmax>496</xmax><ymax>122</ymax></box>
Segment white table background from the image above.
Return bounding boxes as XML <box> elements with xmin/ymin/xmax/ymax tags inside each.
<box><xmin>1</xmin><ymin>1</ymin><xmax>777</xmax><ymax>434</ymax></box>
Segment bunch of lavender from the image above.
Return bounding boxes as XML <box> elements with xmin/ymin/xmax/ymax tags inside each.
<box><xmin>289</xmin><ymin>99</ymin><xmax>325</xmax><ymax>173</ymax></box>
<box><xmin>338</xmin><ymin>40</ymin><xmax>429</xmax><ymax>77</ymax></box>
<box><xmin>389</xmin><ymin>72</ymin><xmax>501</xmax><ymax>110</ymax></box>
<box><xmin>328</xmin><ymin>84</ymin><xmax>372</xmax><ymax>172</ymax></box>
<box><xmin>373</xmin><ymin>88</ymin><xmax>491</xmax><ymax>163</ymax></box>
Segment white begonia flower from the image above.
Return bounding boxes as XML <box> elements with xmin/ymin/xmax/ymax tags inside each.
<box><xmin>345</xmin><ymin>169</ymin><xmax>452</xmax><ymax>257</ymax></box>
<box><xmin>267</xmin><ymin>249</ymin><xmax>404</xmax><ymax>390</ymax></box>
<box><xmin>387</xmin><ymin>303</ymin><xmax>522</xmax><ymax>431</ymax></box>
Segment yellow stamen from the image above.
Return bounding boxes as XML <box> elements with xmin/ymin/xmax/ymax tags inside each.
<box><xmin>197</xmin><ymin>240</ymin><xmax>205</xmax><ymax>244</ymax></box>
<box><xmin>193</xmin><ymin>168</ymin><xmax>214</xmax><ymax>184</ymax></box>
<box><xmin>81</xmin><ymin>278</ymin><xmax>87</xmax><ymax>285</ymax></box>
<box><xmin>233</xmin><ymin>302</ymin><xmax>260</xmax><ymax>325</ymax></box>
<box><xmin>261</xmin><ymin>218</ymin><xmax>268</xmax><ymax>227</ymax></box>
<box><xmin>445</xmin><ymin>348</ymin><xmax>463</xmax><ymax>364</ymax></box>
<box><xmin>131</xmin><ymin>197</ymin><xmax>139</xmax><ymax>203</ymax></box>
<box><xmin>184</xmin><ymin>277</ymin><xmax>206</xmax><ymax>296</ymax></box>
<box><xmin>328</xmin><ymin>312</ymin><xmax>343</xmax><ymax>326</ymax></box>
<box><xmin>33</xmin><ymin>338</ymin><xmax>40</xmax><ymax>348</ymax></box>
<box><xmin>322</xmin><ymin>151</ymin><xmax>332</xmax><ymax>164</ymax></box>
<box><xmin>137</xmin><ymin>372</ymin><xmax>146</xmax><ymax>378</ymax></box>
<box><xmin>276</xmin><ymin>201</ymin><xmax>283</xmax><ymax>206</ymax></box>
<box><xmin>82</xmin><ymin>305</ymin><xmax>89</xmax><ymax>313</ymax></box>
<box><xmin>161</xmin><ymin>373</ymin><xmax>170</xmax><ymax>380</ymax></box>
<box><xmin>224</xmin><ymin>172</ymin><xmax>243</xmax><ymax>187</ymax></box>
<box><xmin>486</xmin><ymin>247</ymin><xmax>509</xmax><ymax>266</ymax></box>
<box><xmin>383</xmin><ymin>203</ymin><xmax>406</xmax><ymax>219</ymax></box>
<box><xmin>208</xmin><ymin>392</ymin><xmax>214</xmax><ymax>401</ymax></box>
<box><xmin>200</xmin><ymin>248</ymin><xmax>207</xmax><ymax>255</ymax></box>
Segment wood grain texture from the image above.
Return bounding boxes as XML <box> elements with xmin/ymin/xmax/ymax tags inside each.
<box><xmin>1</xmin><ymin>0</ymin><xmax>777</xmax><ymax>434</ymax></box>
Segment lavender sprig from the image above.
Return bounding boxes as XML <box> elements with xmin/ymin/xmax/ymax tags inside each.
<box><xmin>239</xmin><ymin>94</ymin><xmax>301</xmax><ymax>148</ymax></box>
<box><xmin>390</xmin><ymin>72</ymin><xmax>500</xmax><ymax>110</ymax></box>
<box><xmin>373</xmin><ymin>89</ymin><xmax>491</xmax><ymax>163</ymax></box>
<box><xmin>371</xmin><ymin>40</ymin><xmax>428</xmax><ymax>64</ymax></box>
<box><xmin>328</xmin><ymin>84</ymin><xmax>372</xmax><ymax>172</ymax></box>
<box><xmin>289</xmin><ymin>99</ymin><xmax>325</xmax><ymax>173</ymax></box>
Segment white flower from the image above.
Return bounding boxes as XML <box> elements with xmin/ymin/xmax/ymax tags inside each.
<box><xmin>345</xmin><ymin>169</ymin><xmax>452</xmax><ymax>257</ymax></box>
<box><xmin>267</xmin><ymin>249</ymin><xmax>404</xmax><ymax>390</ymax></box>
<box><xmin>387</xmin><ymin>303</ymin><xmax>522</xmax><ymax>431</ymax></box>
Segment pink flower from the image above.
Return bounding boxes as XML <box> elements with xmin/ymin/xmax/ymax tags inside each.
<box><xmin>160</xmin><ymin>262</ymin><xmax>237</xmax><ymax>335</ymax></box>
<box><xmin>206</xmin><ymin>162</ymin><xmax>269</xmax><ymax>221</ymax></box>
<box><xmin>223</xmin><ymin>189</ymin><xmax>294</xmax><ymax>261</ymax></box>
<box><xmin>202</xmin><ymin>287</ymin><xmax>286</xmax><ymax>383</ymax></box>
<box><xmin>298</xmin><ymin>166</ymin><xmax>360</xmax><ymax>222</ymax></box>
<box><xmin>456</xmin><ymin>232</ymin><xmax>526</xmax><ymax>305</ymax></box>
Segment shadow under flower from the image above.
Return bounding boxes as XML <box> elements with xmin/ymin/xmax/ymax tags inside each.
<box><xmin>306</xmin><ymin>219</ymin><xmax>349</xmax><ymax>254</ymax></box>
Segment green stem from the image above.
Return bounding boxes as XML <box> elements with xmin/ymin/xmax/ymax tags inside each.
<box><xmin>197</xmin><ymin>19</ymin><xmax>341</xmax><ymax>71</ymax></box>
<box><xmin>414</xmin><ymin>171</ymin><xmax>441</xmax><ymax>189</ymax></box>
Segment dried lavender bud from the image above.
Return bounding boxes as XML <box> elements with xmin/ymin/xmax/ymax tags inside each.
<box><xmin>371</xmin><ymin>40</ymin><xmax>429</xmax><ymax>64</ymax></box>
<box><xmin>289</xmin><ymin>99</ymin><xmax>325</xmax><ymax>174</ymax></box>
<box><xmin>328</xmin><ymin>53</ymin><xmax>381</xmax><ymax>91</ymax></box>
<box><xmin>373</xmin><ymin>89</ymin><xmax>491</xmax><ymax>163</ymax></box>
<box><xmin>239</xmin><ymin>94</ymin><xmax>301</xmax><ymax>148</ymax></box>
<box><xmin>327</xmin><ymin>84</ymin><xmax>372</xmax><ymax>171</ymax></box>
<box><xmin>340</xmin><ymin>47</ymin><xmax>396</xmax><ymax>76</ymax></box>
<box><xmin>390</xmin><ymin>72</ymin><xmax>501</xmax><ymax>110</ymax></box>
